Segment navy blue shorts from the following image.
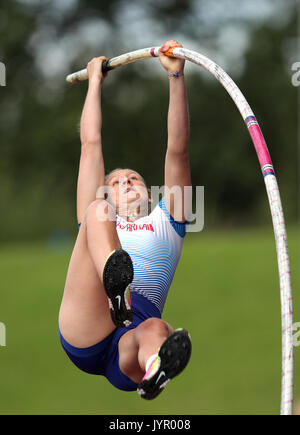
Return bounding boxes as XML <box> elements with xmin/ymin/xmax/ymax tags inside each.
<box><xmin>59</xmin><ymin>292</ymin><xmax>161</xmax><ymax>392</ymax></box>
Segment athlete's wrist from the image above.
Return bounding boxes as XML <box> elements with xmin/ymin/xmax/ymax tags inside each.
<box><xmin>167</xmin><ymin>71</ymin><xmax>184</xmax><ymax>79</ymax></box>
<box><xmin>88</xmin><ymin>76</ymin><xmax>102</xmax><ymax>87</ymax></box>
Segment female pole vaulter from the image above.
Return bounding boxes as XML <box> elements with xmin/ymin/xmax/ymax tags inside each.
<box><xmin>58</xmin><ymin>40</ymin><xmax>192</xmax><ymax>400</ymax></box>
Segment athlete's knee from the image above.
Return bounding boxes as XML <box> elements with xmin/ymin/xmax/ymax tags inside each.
<box><xmin>85</xmin><ymin>199</ymin><xmax>116</xmax><ymax>223</ymax></box>
<box><xmin>137</xmin><ymin>318</ymin><xmax>171</xmax><ymax>338</ymax></box>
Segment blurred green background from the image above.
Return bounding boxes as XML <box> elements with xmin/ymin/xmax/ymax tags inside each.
<box><xmin>0</xmin><ymin>0</ymin><xmax>299</xmax><ymax>415</ymax></box>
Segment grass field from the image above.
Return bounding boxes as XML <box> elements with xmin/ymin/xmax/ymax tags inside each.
<box><xmin>0</xmin><ymin>226</ymin><xmax>299</xmax><ymax>415</ymax></box>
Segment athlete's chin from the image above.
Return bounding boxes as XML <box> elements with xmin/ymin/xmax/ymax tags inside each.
<box><xmin>124</xmin><ymin>194</ymin><xmax>148</xmax><ymax>205</ymax></box>
<box><xmin>126</xmin><ymin>191</ymin><xmax>140</xmax><ymax>201</ymax></box>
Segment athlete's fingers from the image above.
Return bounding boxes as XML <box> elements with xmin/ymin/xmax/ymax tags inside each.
<box><xmin>87</xmin><ymin>56</ymin><xmax>108</xmax><ymax>81</ymax></box>
<box><xmin>159</xmin><ymin>40</ymin><xmax>182</xmax><ymax>55</ymax></box>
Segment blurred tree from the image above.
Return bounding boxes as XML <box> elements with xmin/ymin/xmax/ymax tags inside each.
<box><xmin>0</xmin><ymin>0</ymin><xmax>297</xmax><ymax>241</ymax></box>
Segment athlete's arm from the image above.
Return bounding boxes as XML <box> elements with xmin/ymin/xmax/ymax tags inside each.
<box><xmin>77</xmin><ymin>57</ymin><xmax>108</xmax><ymax>223</ymax></box>
<box><xmin>159</xmin><ymin>41</ymin><xmax>191</xmax><ymax>223</ymax></box>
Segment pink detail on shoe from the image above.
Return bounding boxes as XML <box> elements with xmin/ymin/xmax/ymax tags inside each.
<box><xmin>142</xmin><ymin>354</ymin><xmax>160</xmax><ymax>381</ymax></box>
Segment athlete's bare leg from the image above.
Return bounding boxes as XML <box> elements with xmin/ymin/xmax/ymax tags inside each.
<box><xmin>58</xmin><ymin>199</ymin><xmax>122</xmax><ymax>348</ymax></box>
<box><xmin>119</xmin><ymin>318</ymin><xmax>191</xmax><ymax>400</ymax></box>
<box><xmin>118</xmin><ymin>318</ymin><xmax>174</xmax><ymax>383</ymax></box>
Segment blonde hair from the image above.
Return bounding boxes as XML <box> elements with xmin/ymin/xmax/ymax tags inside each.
<box><xmin>105</xmin><ymin>168</ymin><xmax>147</xmax><ymax>187</ymax></box>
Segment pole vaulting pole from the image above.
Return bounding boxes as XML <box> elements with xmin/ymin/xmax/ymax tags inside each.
<box><xmin>66</xmin><ymin>46</ymin><xmax>294</xmax><ymax>415</ymax></box>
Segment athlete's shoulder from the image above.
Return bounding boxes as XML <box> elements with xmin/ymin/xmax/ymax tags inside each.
<box><xmin>149</xmin><ymin>197</ymin><xmax>187</xmax><ymax>238</ymax></box>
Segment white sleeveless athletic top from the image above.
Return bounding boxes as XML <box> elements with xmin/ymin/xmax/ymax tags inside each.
<box><xmin>116</xmin><ymin>198</ymin><xmax>186</xmax><ymax>314</ymax></box>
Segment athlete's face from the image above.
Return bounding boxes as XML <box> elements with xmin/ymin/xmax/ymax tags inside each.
<box><xmin>106</xmin><ymin>169</ymin><xmax>150</xmax><ymax>214</ymax></box>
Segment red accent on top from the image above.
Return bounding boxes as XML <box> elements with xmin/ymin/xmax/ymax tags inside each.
<box><xmin>150</xmin><ymin>47</ymin><xmax>156</xmax><ymax>57</ymax></box>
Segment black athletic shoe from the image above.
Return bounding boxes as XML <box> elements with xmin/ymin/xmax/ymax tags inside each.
<box><xmin>102</xmin><ymin>249</ymin><xmax>133</xmax><ymax>328</ymax></box>
<box><xmin>137</xmin><ymin>329</ymin><xmax>192</xmax><ymax>400</ymax></box>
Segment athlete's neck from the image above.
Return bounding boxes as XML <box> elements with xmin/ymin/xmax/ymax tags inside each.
<box><xmin>118</xmin><ymin>205</ymin><xmax>148</xmax><ymax>222</ymax></box>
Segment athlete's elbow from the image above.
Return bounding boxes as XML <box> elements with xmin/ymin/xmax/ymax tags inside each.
<box><xmin>166</xmin><ymin>147</ymin><xmax>189</xmax><ymax>162</ymax></box>
<box><xmin>167</xmin><ymin>137</ymin><xmax>189</xmax><ymax>155</ymax></box>
<box><xmin>80</xmin><ymin>136</ymin><xmax>102</xmax><ymax>151</ymax></box>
